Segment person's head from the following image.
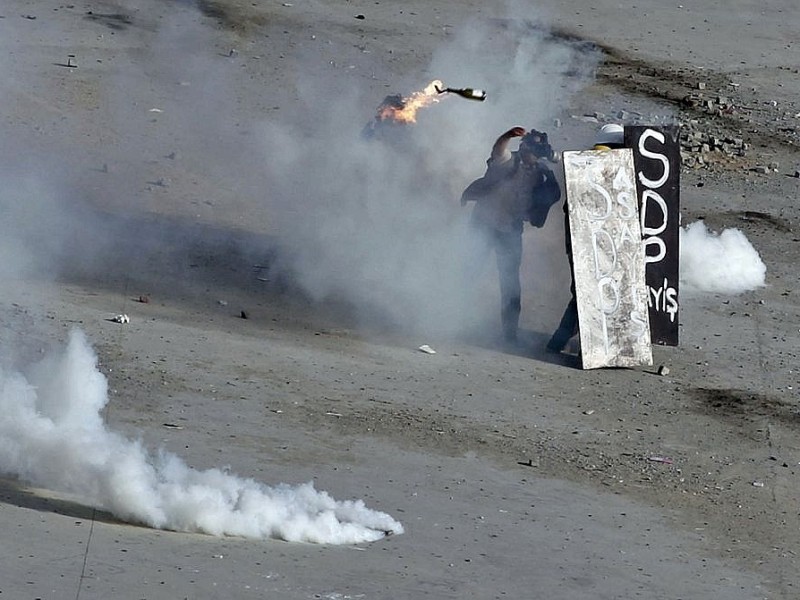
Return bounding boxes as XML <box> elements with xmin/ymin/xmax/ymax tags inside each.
<box><xmin>519</xmin><ymin>129</ymin><xmax>554</xmax><ymax>162</ymax></box>
<box><xmin>593</xmin><ymin>123</ymin><xmax>625</xmax><ymax>149</ymax></box>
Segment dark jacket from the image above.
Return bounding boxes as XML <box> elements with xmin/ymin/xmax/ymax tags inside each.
<box><xmin>462</xmin><ymin>152</ymin><xmax>561</xmax><ymax>231</ymax></box>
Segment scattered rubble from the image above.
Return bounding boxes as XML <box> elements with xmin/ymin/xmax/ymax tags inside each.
<box><xmin>593</xmin><ymin>56</ymin><xmax>800</xmax><ymax>173</ymax></box>
<box><xmin>572</xmin><ymin>109</ymin><xmax>748</xmax><ymax>171</ymax></box>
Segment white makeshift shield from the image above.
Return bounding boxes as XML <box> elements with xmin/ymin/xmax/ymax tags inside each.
<box><xmin>562</xmin><ymin>149</ymin><xmax>653</xmax><ymax>369</ymax></box>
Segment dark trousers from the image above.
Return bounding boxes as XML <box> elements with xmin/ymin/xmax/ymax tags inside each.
<box><xmin>548</xmin><ymin>295</ymin><xmax>578</xmax><ymax>351</ymax></box>
<box><xmin>467</xmin><ymin>218</ymin><xmax>523</xmax><ymax>341</ymax></box>
<box><xmin>548</xmin><ymin>217</ymin><xmax>578</xmax><ymax>351</ymax></box>
<box><xmin>491</xmin><ymin>228</ymin><xmax>522</xmax><ymax>341</ymax></box>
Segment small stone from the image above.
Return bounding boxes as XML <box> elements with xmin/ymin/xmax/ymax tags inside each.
<box><xmin>657</xmin><ymin>365</ymin><xmax>670</xmax><ymax>376</ymax></box>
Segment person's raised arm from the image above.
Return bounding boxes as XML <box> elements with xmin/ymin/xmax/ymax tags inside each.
<box><xmin>490</xmin><ymin>126</ymin><xmax>526</xmax><ymax>162</ymax></box>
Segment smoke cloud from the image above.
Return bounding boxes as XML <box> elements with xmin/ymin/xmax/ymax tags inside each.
<box><xmin>680</xmin><ymin>220</ymin><xmax>767</xmax><ymax>295</ymax></box>
<box><xmin>2</xmin><ymin>0</ymin><xmax>767</xmax><ymax>547</ymax></box>
<box><xmin>0</xmin><ymin>329</ymin><xmax>402</xmax><ymax>543</ymax></box>
<box><xmin>0</xmin><ymin>0</ymin><xmax>602</xmax><ymax>334</ymax></box>
<box><xmin>258</xmin><ymin>5</ymin><xmax>601</xmax><ymax>336</ymax></box>
<box><xmin>0</xmin><ymin>0</ymin><xmax>594</xmax><ymax>547</ymax></box>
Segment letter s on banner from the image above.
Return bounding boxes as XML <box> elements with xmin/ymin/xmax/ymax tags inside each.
<box><xmin>637</xmin><ymin>129</ymin><xmax>669</xmax><ymax>189</ymax></box>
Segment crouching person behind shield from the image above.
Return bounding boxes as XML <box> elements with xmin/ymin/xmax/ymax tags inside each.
<box><xmin>546</xmin><ymin>123</ymin><xmax>626</xmax><ymax>354</ymax></box>
<box><xmin>461</xmin><ymin>126</ymin><xmax>562</xmax><ymax>344</ymax></box>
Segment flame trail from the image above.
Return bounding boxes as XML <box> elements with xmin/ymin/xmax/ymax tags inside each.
<box><xmin>376</xmin><ymin>79</ymin><xmax>444</xmax><ymax>124</ymax></box>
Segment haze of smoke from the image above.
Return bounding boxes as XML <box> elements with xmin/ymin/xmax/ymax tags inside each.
<box><xmin>0</xmin><ymin>0</ymin><xmax>598</xmax><ymax>335</ymax></box>
<box><xmin>0</xmin><ymin>329</ymin><xmax>403</xmax><ymax>543</ymax></box>
<box><xmin>259</xmin><ymin>4</ymin><xmax>601</xmax><ymax>336</ymax></box>
<box><xmin>0</xmin><ymin>3</ymin><xmax>278</xmax><ymax>293</ymax></box>
<box><xmin>680</xmin><ymin>220</ymin><xmax>766</xmax><ymax>295</ymax></box>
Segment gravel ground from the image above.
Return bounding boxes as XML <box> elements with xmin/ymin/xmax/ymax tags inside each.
<box><xmin>1</xmin><ymin>1</ymin><xmax>798</xmax><ymax>598</ymax></box>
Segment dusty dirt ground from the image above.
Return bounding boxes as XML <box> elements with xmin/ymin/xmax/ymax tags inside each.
<box><xmin>1</xmin><ymin>1</ymin><xmax>799</xmax><ymax>598</ymax></box>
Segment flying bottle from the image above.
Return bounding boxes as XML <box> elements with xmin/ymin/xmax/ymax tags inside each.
<box><xmin>434</xmin><ymin>84</ymin><xmax>487</xmax><ymax>101</ymax></box>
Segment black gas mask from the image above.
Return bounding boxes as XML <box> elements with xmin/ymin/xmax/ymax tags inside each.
<box><xmin>519</xmin><ymin>129</ymin><xmax>554</xmax><ymax>161</ymax></box>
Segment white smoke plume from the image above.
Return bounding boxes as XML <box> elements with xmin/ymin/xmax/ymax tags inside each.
<box><xmin>0</xmin><ymin>1</ymin><xmax>601</xmax><ymax>338</ymax></box>
<box><xmin>0</xmin><ymin>329</ymin><xmax>402</xmax><ymax>544</ymax></box>
<box><xmin>680</xmin><ymin>220</ymin><xmax>767</xmax><ymax>295</ymax></box>
<box><xmin>258</xmin><ymin>6</ymin><xmax>600</xmax><ymax>336</ymax></box>
<box><xmin>0</xmin><ymin>0</ymin><xmax>592</xmax><ymax>548</ymax></box>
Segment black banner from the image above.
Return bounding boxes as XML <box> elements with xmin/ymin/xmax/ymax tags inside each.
<box><xmin>625</xmin><ymin>125</ymin><xmax>680</xmax><ymax>346</ymax></box>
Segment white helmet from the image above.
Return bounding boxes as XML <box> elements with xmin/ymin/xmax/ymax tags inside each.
<box><xmin>594</xmin><ymin>123</ymin><xmax>624</xmax><ymax>147</ymax></box>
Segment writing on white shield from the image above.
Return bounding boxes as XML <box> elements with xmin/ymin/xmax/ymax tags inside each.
<box><xmin>562</xmin><ymin>149</ymin><xmax>653</xmax><ymax>369</ymax></box>
<box><xmin>587</xmin><ymin>166</ymin><xmax>648</xmax><ymax>354</ymax></box>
